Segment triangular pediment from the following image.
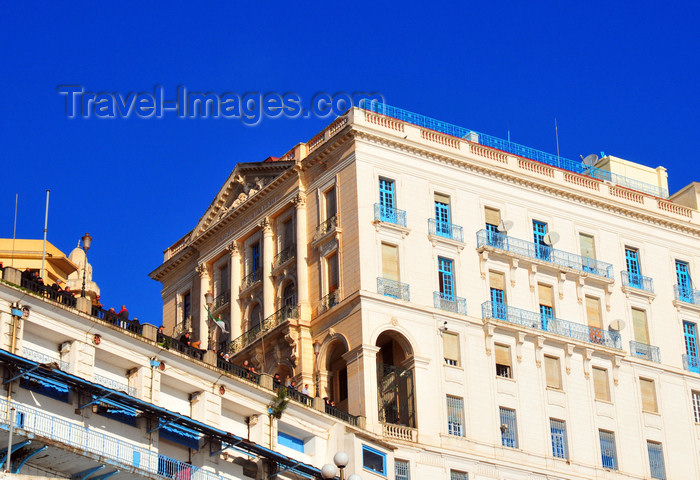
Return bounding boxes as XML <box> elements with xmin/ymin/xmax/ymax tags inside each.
<box><xmin>191</xmin><ymin>160</ymin><xmax>293</xmax><ymax>239</ymax></box>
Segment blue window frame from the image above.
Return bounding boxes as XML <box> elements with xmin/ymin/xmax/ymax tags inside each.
<box><xmin>625</xmin><ymin>248</ymin><xmax>640</xmax><ymax>275</ymax></box>
<box><xmin>499</xmin><ymin>407</ymin><xmax>518</xmax><ymax>448</ymax></box>
<box><xmin>599</xmin><ymin>430</ymin><xmax>617</xmax><ymax>470</ymax></box>
<box><xmin>540</xmin><ymin>305</ymin><xmax>553</xmax><ymax>331</ymax></box>
<box><xmin>491</xmin><ymin>288</ymin><xmax>505</xmax><ymax>320</ymax></box>
<box><xmin>278</xmin><ymin>431</ymin><xmax>304</xmax><ymax>453</ymax></box>
<box><xmin>435</xmin><ymin>198</ymin><xmax>451</xmax><ymax>237</ymax></box>
<box><xmin>550</xmin><ymin>419</ymin><xmax>568</xmax><ymax>459</ymax></box>
<box><xmin>362</xmin><ymin>445</ymin><xmax>386</xmax><ymax>476</ymax></box>
<box><xmin>684</xmin><ymin>321</ymin><xmax>699</xmax><ymax>373</ymax></box>
<box><xmin>251</xmin><ymin>242</ymin><xmax>260</xmax><ymax>271</ymax></box>
<box><xmin>394</xmin><ymin>459</ymin><xmax>410</xmax><ymax>480</ymax></box>
<box><xmin>438</xmin><ymin>257</ymin><xmax>454</xmax><ymax>300</ymax></box>
<box><xmin>379</xmin><ymin>178</ymin><xmax>396</xmax><ymax>223</ymax></box>
<box><xmin>533</xmin><ymin>220</ymin><xmax>550</xmax><ymax>261</ymax></box>
<box><xmin>647</xmin><ymin>441</ymin><xmax>666</xmax><ymax>479</ymax></box>
<box><xmin>677</xmin><ymin>260</ymin><xmax>693</xmax><ymax>301</ymax></box>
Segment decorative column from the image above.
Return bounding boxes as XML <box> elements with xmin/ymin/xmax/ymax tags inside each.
<box><xmin>293</xmin><ymin>193</ymin><xmax>310</xmax><ymax>320</ymax></box>
<box><xmin>228</xmin><ymin>242</ymin><xmax>242</xmax><ymax>341</ymax></box>
<box><xmin>261</xmin><ymin>218</ymin><xmax>275</xmax><ymax>319</ymax></box>
<box><xmin>344</xmin><ymin>345</ymin><xmax>380</xmax><ymax>434</ymax></box>
<box><xmin>196</xmin><ymin>263</ymin><xmax>211</xmax><ymax>349</ymax></box>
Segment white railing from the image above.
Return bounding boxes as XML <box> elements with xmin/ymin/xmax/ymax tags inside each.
<box><xmin>382</xmin><ymin>423</ymin><xmax>416</xmax><ymax>442</ymax></box>
<box><xmin>21</xmin><ymin>347</ymin><xmax>70</xmax><ymax>372</ymax></box>
<box><xmin>93</xmin><ymin>372</ymin><xmax>137</xmax><ymax>397</ymax></box>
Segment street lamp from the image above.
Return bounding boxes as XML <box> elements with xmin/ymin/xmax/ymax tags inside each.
<box><xmin>321</xmin><ymin>452</ymin><xmax>359</xmax><ymax>480</ymax></box>
<box><xmin>204</xmin><ymin>291</ymin><xmax>214</xmax><ymax>350</ymax></box>
<box><xmin>313</xmin><ymin>341</ymin><xmax>321</xmax><ymax>397</ymax></box>
<box><xmin>80</xmin><ymin>233</ymin><xmax>92</xmax><ymax>298</ymax></box>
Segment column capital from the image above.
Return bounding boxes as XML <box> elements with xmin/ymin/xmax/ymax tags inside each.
<box><xmin>195</xmin><ymin>263</ymin><xmax>210</xmax><ymax>278</ymax></box>
<box><xmin>226</xmin><ymin>241</ymin><xmax>240</xmax><ymax>256</ymax></box>
<box><xmin>292</xmin><ymin>192</ymin><xmax>306</xmax><ymax>208</ymax></box>
<box><xmin>259</xmin><ymin>217</ymin><xmax>273</xmax><ymax>233</ymax></box>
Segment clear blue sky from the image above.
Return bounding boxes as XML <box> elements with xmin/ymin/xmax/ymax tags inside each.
<box><xmin>2</xmin><ymin>2</ymin><xmax>698</xmax><ymax>325</ymax></box>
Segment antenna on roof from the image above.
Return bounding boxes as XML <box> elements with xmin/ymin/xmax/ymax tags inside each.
<box><xmin>580</xmin><ymin>154</ymin><xmax>599</xmax><ymax>167</ymax></box>
<box><xmin>10</xmin><ymin>194</ymin><xmax>18</xmax><ymax>268</ymax></box>
<box><xmin>497</xmin><ymin>220</ymin><xmax>514</xmax><ymax>233</ymax></box>
<box><xmin>555</xmin><ymin>118</ymin><xmax>560</xmax><ymax>160</ymax></box>
<box><xmin>543</xmin><ymin>232</ymin><xmax>560</xmax><ymax>246</ymax></box>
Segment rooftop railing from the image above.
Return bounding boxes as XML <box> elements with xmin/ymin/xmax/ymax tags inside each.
<box><xmin>675</xmin><ymin>285</ymin><xmax>700</xmax><ymax>305</ymax></box>
<box><xmin>434</xmin><ymin>291</ymin><xmax>467</xmax><ymax>315</ymax></box>
<box><xmin>273</xmin><ymin>244</ymin><xmax>295</xmax><ymax>269</ymax></box>
<box><xmin>476</xmin><ymin>229</ymin><xmax>614</xmax><ymax>279</ymax></box>
<box><xmin>481</xmin><ymin>301</ymin><xmax>621</xmax><ymax>349</ymax></box>
<box><xmin>374</xmin><ymin>204</ymin><xmax>407</xmax><ymax>227</ymax></box>
<box><xmin>272</xmin><ymin>383</ymin><xmax>313</xmax><ymax>407</ymax></box>
<box><xmin>229</xmin><ymin>304</ymin><xmax>299</xmax><ymax>354</ymax></box>
<box><xmin>91</xmin><ymin>306</ymin><xmax>142</xmax><ymax>334</ymax></box>
<box><xmin>683</xmin><ymin>354</ymin><xmax>700</xmax><ymax>373</ymax></box>
<box><xmin>156</xmin><ymin>332</ymin><xmax>205</xmax><ymax>360</ymax></box>
<box><xmin>360</xmin><ymin>101</ymin><xmax>669</xmax><ymax>199</ymax></box>
<box><xmin>621</xmin><ymin>271</ymin><xmax>654</xmax><ymax>293</ymax></box>
<box><xmin>241</xmin><ymin>269</ymin><xmax>262</xmax><ymax>291</ymax></box>
<box><xmin>21</xmin><ymin>346</ymin><xmax>70</xmax><ymax>372</ymax></box>
<box><xmin>377</xmin><ymin>278</ymin><xmax>410</xmax><ymax>301</ymax></box>
<box><xmin>428</xmin><ymin>218</ymin><xmax>464</xmax><ymax>242</ymax></box>
<box><xmin>20</xmin><ymin>276</ymin><xmax>76</xmax><ymax>308</ymax></box>
<box><xmin>629</xmin><ymin>341</ymin><xmax>661</xmax><ymax>363</ymax></box>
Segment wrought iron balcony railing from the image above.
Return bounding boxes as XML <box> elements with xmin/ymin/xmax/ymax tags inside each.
<box><xmin>241</xmin><ymin>269</ymin><xmax>262</xmax><ymax>291</ymax></box>
<box><xmin>314</xmin><ymin>215</ymin><xmax>339</xmax><ymax>241</ymax></box>
<box><xmin>174</xmin><ymin>316</ymin><xmax>192</xmax><ymax>337</ymax></box>
<box><xmin>621</xmin><ymin>271</ymin><xmax>654</xmax><ymax>293</ymax></box>
<box><xmin>374</xmin><ymin>204</ymin><xmax>407</xmax><ymax>227</ymax></box>
<box><xmin>675</xmin><ymin>285</ymin><xmax>700</xmax><ymax>305</ymax></box>
<box><xmin>377</xmin><ymin>277</ymin><xmax>410</xmax><ymax>301</ymax></box>
<box><xmin>433</xmin><ymin>291</ymin><xmax>467</xmax><ymax>315</ymax></box>
<box><xmin>214</xmin><ymin>291</ymin><xmax>230</xmax><ymax>310</ymax></box>
<box><xmin>20</xmin><ymin>276</ymin><xmax>77</xmax><ymax>308</ymax></box>
<box><xmin>683</xmin><ymin>354</ymin><xmax>700</xmax><ymax>373</ymax></box>
<box><xmin>428</xmin><ymin>218</ymin><xmax>464</xmax><ymax>242</ymax></box>
<box><xmin>273</xmin><ymin>244</ymin><xmax>295</xmax><ymax>269</ymax></box>
<box><xmin>481</xmin><ymin>301</ymin><xmax>621</xmax><ymax>349</ymax></box>
<box><xmin>319</xmin><ymin>290</ymin><xmax>340</xmax><ymax>313</ymax></box>
<box><xmin>21</xmin><ymin>346</ymin><xmax>70</xmax><ymax>372</ymax></box>
<box><xmin>228</xmin><ymin>304</ymin><xmax>299</xmax><ymax>354</ymax></box>
<box><xmin>93</xmin><ymin>372</ymin><xmax>137</xmax><ymax>397</ymax></box>
<box><xmin>215</xmin><ymin>357</ymin><xmax>261</xmax><ymax>385</ymax></box>
<box><xmin>476</xmin><ymin>229</ymin><xmax>614</xmax><ymax>279</ymax></box>
<box><xmin>629</xmin><ymin>341</ymin><xmax>661</xmax><ymax>363</ymax></box>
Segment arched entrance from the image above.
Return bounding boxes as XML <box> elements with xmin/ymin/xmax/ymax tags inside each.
<box><xmin>376</xmin><ymin>331</ymin><xmax>415</xmax><ymax>428</ymax></box>
<box><xmin>324</xmin><ymin>340</ymin><xmax>349</xmax><ymax>410</ymax></box>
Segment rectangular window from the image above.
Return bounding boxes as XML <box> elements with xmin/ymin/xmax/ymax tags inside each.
<box><xmin>592</xmin><ymin>367</ymin><xmax>610</xmax><ymax>401</ymax></box>
<box><xmin>446</xmin><ymin>396</ymin><xmax>465</xmax><ymax>437</ymax></box>
<box><xmin>579</xmin><ymin>233</ymin><xmax>596</xmax><ymax>259</ymax></box>
<box><xmin>443</xmin><ymin>332</ymin><xmax>460</xmax><ymax>366</ymax></box>
<box><xmin>538</xmin><ymin>283</ymin><xmax>554</xmax><ymax>330</ymax></box>
<box><xmin>325</xmin><ymin>186</ymin><xmax>337</xmax><ymax>219</ymax></box>
<box><xmin>693</xmin><ymin>391</ymin><xmax>700</xmax><ymax>423</ymax></box>
<box><xmin>499</xmin><ymin>407</ymin><xmax>518</xmax><ymax>448</ymax></box>
<box><xmin>251</xmin><ymin>242</ymin><xmax>261</xmax><ymax>272</ymax></box>
<box><xmin>282</xmin><ymin>218</ymin><xmax>294</xmax><ymax>250</ymax></box>
<box><xmin>434</xmin><ymin>193</ymin><xmax>451</xmax><ymax>236</ymax></box>
<box><xmin>277</xmin><ymin>431</ymin><xmax>304</xmax><ymax>453</ymax></box>
<box><xmin>586</xmin><ymin>296</ymin><xmax>603</xmax><ymax>344</ymax></box>
<box><xmin>438</xmin><ymin>257</ymin><xmax>454</xmax><ymax>299</ymax></box>
<box><xmin>485</xmin><ymin>206</ymin><xmax>501</xmax><ymax>230</ymax></box>
<box><xmin>379</xmin><ymin>178</ymin><xmax>396</xmax><ymax>223</ymax></box>
<box><xmin>495</xmin><ymin>344</ymin><xmax>512</xmax><ymax>378</ymax></box>
<box><xmin>490</xmin><ymin>271</ymin><xmax>506</xmax><ymax>320</ymax></box>
<box><xmin>632</xmin><ymin>308</ymin><xmax>650</xmax><ymax>345</ymax></box>
<box><xmin>640</xmin><ymin>378</ymin><xmax>658</xmax><ymax>413</ymax></box>
<box><xmin>676</xmin><ymin>260</ymin><xmax>692</xmax><ymax>288</ymax></box>
<box><xmin>544</xmin><ymin>356</ymin><xmax>561</xmax><ymax>389</ymax></box>
<box><xmin>381</xmin><ymin>243</ymin><xmax>400</xmax><ymax>282</ymax></box>
<box><xmin>647</xmin><ymin>441</ymin><xmax>666</xmax><ymax>479</ymax></box>
<box><xmin>362</xmin><ymin>445</ymin><xmax>386</xmax><ymax>476</ymax></box>
<box><xmin>599</xmin><ymin>430</ymin><xmax>618</xmax><ymax>470</ymax></box>
<box><xmin>182</xmin><ymin>292</ymin><xmax>191</xmax><ymax>320</ymax></box>
<box><xmin>327</xmin><ymin>252</ymin><xmax>339</xmax><ymax>293</ymax></box>
<box><xmin>394</xmin><ymin>459</ymin><xmax>410</xmax><ymax>480</ymax></box>
<box><xmin>625</xmin><ymin>247</ymin><xmax>640</xmax><ymax>275</ymax></box>
<box><xmin>533</xmin><ymin>220</ymin><xmax>550</xmax><ymax>260</ymax></box>
<box><xmin>684</xmin><ymin>321</ymin><xmax>699</xmax><ymax>373</ymax></box>
<box><xmin>550</xmin><ymin>418</ymin><xmax>568</xmax><ymax>459</ymax></box>
<box><xmin>450</xmin><ymin>471</ymin><xmax>468</xmax><ymax>480</ymax></box>
<box><xmin>217</xmin><ymin>264</ymin><xmax>229</xmax><ymax>295</ymax></box>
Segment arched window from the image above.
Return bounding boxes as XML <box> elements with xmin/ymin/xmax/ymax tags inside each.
<box><xmin>283</xmin><ymin>283</ymin><xmax>297</xmax><ymax>307</ymax></box>
<box><xmin>249</xmin><ymin>304</ymin><xmax>262</xmax><ymax>330</ymax></box>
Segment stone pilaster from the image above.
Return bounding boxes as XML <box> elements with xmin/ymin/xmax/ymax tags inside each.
<box><xmin>196</xmin><ymin>263</ymin><xmax>211</xmax><ymax>349</ymax></box>
<box><xmin>344</xmin><ymin>345</ymin><xmax>380</xmax><ymax>433</ymax></box>
<box><xmin>227</xmin><ymin>242</ymin><xmax>242</xmax><ymax>341</ymax></box>
<box><xmin>293</xmin><ymin>193</ymin><xmax>310</xmax><ymax>320</ymax></box>
<box><xmin>261</xmin><ymin>218</ymin><xmax>274</xmax><ymax>318</ymax></box>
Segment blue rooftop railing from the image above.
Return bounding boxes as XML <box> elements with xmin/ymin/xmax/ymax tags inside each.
<box><xmin>359</xmin><ymin>101</ymin><xmax>668</xmax><ymax>199</ymax></box>
<box><xmin>481</xmin><ymin>301</ymin><xmax>621</xmax><ymax>349</ymax></box>
<box><xmin>476</xmin><ymin>229</ymin><xmax>614</xmax><ymax>278</ymax></box>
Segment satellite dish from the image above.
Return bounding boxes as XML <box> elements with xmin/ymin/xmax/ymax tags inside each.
<box><xmin>609</xmin><ymin>319</ymin><xmax>626</xmax><ymax>331</ymax></box>
<box><xmin>581</xmin><ymin>154</ymin><xmax>599</xmax><ymax>167</ymax></box>
<box><xmin>497</xmin><ymin>220</ymin><xmax>514</xmax><ymax>233</ymax></box>
<box><xmin>543</xmin><ymin>232</ymin><xmax>560</xmax><ymax>246</ymax></box>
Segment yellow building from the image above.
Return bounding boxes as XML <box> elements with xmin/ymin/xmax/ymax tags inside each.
<box><xmin>0</xmin><ymin>238</ymin><xmax>77</xmax><ymax>286</ymax></box>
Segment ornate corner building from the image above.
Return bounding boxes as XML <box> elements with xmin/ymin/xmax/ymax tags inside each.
<box><xmin>1</xmin><ymin>103</ymin><xmax>699</xmax><ymax>479</ymax></box>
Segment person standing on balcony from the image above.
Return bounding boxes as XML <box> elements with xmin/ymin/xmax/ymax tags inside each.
<box><xmin>300</xmin><ymin>384</ymin><xmax>310</xmax><ymax>395</ymax></box>
<box><xmin>118</xmin><ymin>305</ymin><xmax>129</xmax><ymax>320</ymax></box>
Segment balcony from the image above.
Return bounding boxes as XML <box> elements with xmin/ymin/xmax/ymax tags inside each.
<box><xmin>476</xmin><ymin>229</ymin><xmax>614</xmax><ymax>279</ymax></box>
<box><xmin>433</xmin><ymin>291</ymin><xmax>467</xmax><ymax>315</ymax></box>
<box><xmin>629</xmin><ymin>341</ymin><xmax>661</xmax><ymax>363</ymax></box>
<box><xmin>90</xmin><ymin>306</ymin><xmax>142</xmax><ymax>334</ymax></box>
<box><xmin>675</xmin><ymin>285</ymin><xmax>700</xmax><ymax>305</ymax></box>
<box><xmin>273</xmin><ymin>244</ymin><xmax>295</xmax><ymax>270</ymax></box>
<box><xmin>214</xmin><ymin>291</ymin><xmax>230</xmax><ymax>310</ymax></box>
<box><xmin>319</xmin><ymin>290</ymin><xmax>340</xmax><ymax>313</ymax></box>
<box><xmin>621</xmin><ymin>271</ymin><xmax>654</xmax><ymax>293</ymax></box>
<box><xmin>683</xmin><ymin>354</ymin><xmax>699</xmax><ymax>373</ymax></box>
<box><xmin>374</xmin><ymin>203</ymin><xmax>407</xmax><ymax>228</ymax></box>
<box><xmin>241</xmin><ymin>269</ymin><xmax>262</xmax><ymax>291</ymax></box>
<box><xmin>93</xmin><ymin>372</ymin><xmax>137</xmax><ymax>397</ymax></box>
<box><xmin>377</xmin><ymin>277</ymin><xmax>410</xmax><ymax>301</ymax></box>
<box><xmin>428</xmin><ymin>218</ymin><xmax>464</xmax><ymax>243</ymax></box>
<box><xmin>313</xmin><ymin>215</ymin><xmax>339</xmax><ymax>243</ymax></box>
<box><xmin>21</xmin><ymin>346</ymin><xmax>69</xmax><ymax>372</ymax></box>
<box><xmin>481</xmin><ymin>301</ymin><xmax>621</xmax><ymax>349</ymax></box>
<box><xmin>229</xmin><ymin>304</ymin><xmax>299</xmax><ymax>354</ymax></box>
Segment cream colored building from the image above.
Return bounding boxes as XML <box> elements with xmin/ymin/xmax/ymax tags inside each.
<box><xmin>150</xmin><ymin>103</ymin><xmax>700</xmax><ymax>480</ymax></box>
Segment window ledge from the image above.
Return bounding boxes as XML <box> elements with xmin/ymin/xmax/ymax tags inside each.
<box><xmin>428</xmin><ymin>234</ymin><xmax>464</xmax><ymax>251</ymax></box>
<box><xmin>373</xmin><ymin>220</ymin><xmax>410</xmax><ymax>238</ymax></box>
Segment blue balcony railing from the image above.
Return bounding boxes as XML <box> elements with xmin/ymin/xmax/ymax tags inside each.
<box><xmin>683</xmin><ymin>354</ymin><xmax>700</xmax><ymax>373</ymax></box>
<box><xmin>621</xmin><ymin>271</ymin><xmax>654</xmax><ymax>293</ymax></box>
<box><xmin>434</xmin><ymin>292</ymin><xmax>467</xmax><ymax>315</ymax></box>
<box><xmin>360</xmin><ymin>101</ymin><xmax>669</xmax><ymax>199</ymax></box>
<box><xmin>476</xmin><ymin>229</ymin><xmax>614</xmax><ymax>279</ymax></box>
<box><xmin>428</xmin><ymin>218</ymin><xmax>464</xmax><ymax>242</ymax></box>
<box><xmin>481</xmin><ymin>301</ymin><xmax>621</xmax><ymax>349</ymax></box>
<box><xmin>675</xmin><ymin>285</ymin><xmax>700</xmax><ymax>305</ymax></box>
<box><xmin>377</xmin><ymin>277</ymin><xmax>410</xmax><ymax>300</ymax></box>
<box><xmin>374</xmin><ymin>204</ymin><xmax>407</xmax><ymax>227</ymax></box>
<box><xmin>0</xmin><ymin>398</ymin><xmax>235</xmax><ymax>480</ymax></box>
<box><xmin>629</xmin><ymin>341</ymin><xmax>661</xmax><ymax>363</ymax></box>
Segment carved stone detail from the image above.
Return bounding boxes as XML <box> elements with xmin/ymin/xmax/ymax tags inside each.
<box><xmin>292</xmin><ymin>192</ymin><xmax>306</xmax><ymax>208</ymax></box>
